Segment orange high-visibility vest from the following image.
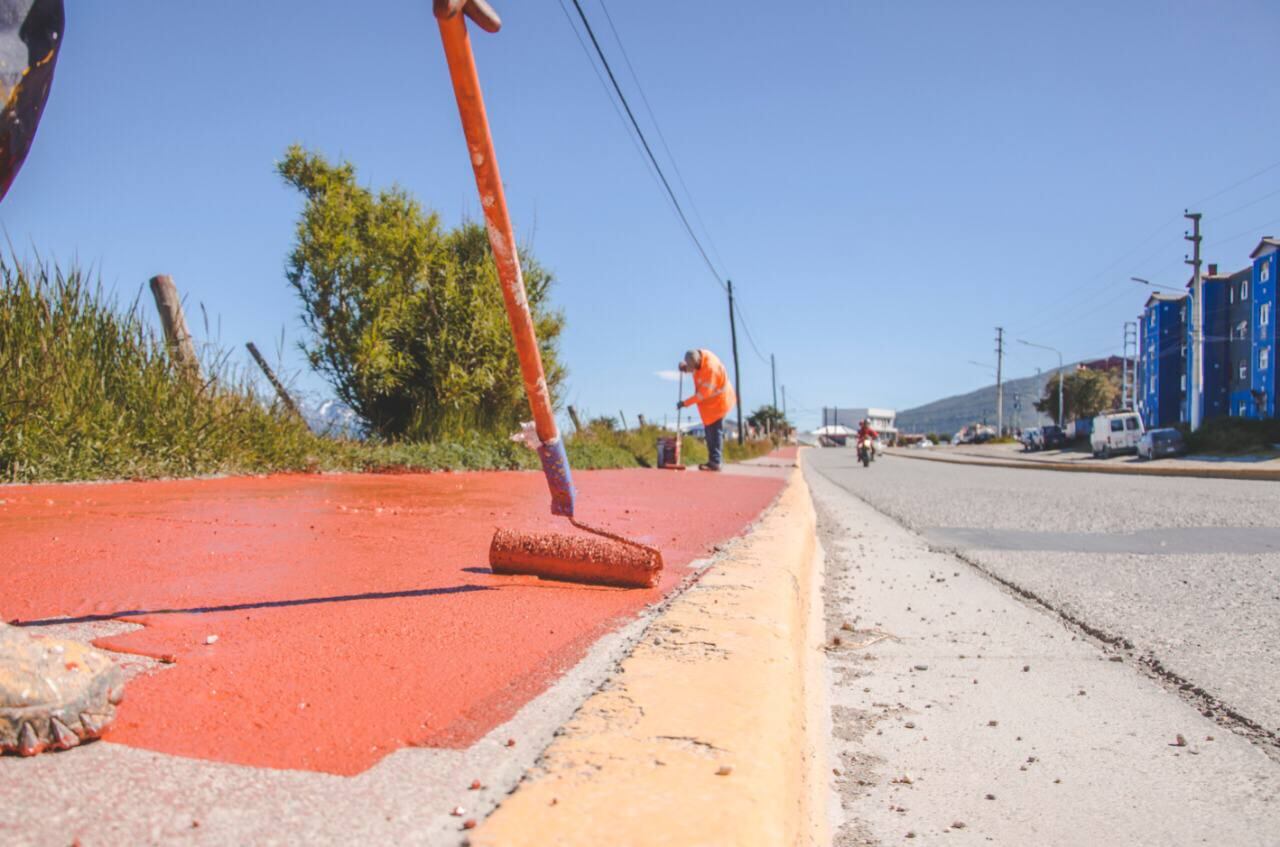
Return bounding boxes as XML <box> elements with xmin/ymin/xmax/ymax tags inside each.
<box><xmin>681</xmin><ymin>349</ymin><xmax>736</xmax><ymax>426</ymax></box>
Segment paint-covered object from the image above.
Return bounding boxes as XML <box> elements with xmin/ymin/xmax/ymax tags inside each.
<box><xmin>0</xmin><ymin>0</ymin><xmax>64</xmax><ymax>201</ymax></box>
<box><xmin>489</xmin><ymin>527</ymin><xmax>662</xmax><ymax>589</ymax></box>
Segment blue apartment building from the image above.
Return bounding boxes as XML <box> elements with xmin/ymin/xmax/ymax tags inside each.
<box><xmin>1249</xmin><ymin>238</ymin><xmax>1278</xmax><ymax>418</ymax></box>
<box><xmin>1138</xmin><ymin>292</ymin><xmax>1187</xmax><ymax>428</ymax></box>
<box><xmin>1193</xmin><ymin>266</ymin><xmax>1247</xmax><ymax>422</ymax></box>
<box><xmin>1138</xmin><ymin>238</ymin><xmax>1278</xmax><ymax>427</ymax></box>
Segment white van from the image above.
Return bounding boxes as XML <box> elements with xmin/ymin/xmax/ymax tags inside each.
<box><xmin>1091</xmin><ymin>412</ymin><xmax>1144</xmax><ymax>458</ymax></box>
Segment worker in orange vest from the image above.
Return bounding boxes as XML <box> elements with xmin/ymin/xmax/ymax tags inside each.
<box><xmin>678</xmin><ymin>348</ymin><xmax>736</xmax><ymax>472</ymax></box>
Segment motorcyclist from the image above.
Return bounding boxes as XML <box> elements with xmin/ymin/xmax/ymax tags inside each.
<box><xmin>856</xmin><ymin>419</ymin><xmax>879</xmax><ymax>446</ymax></box>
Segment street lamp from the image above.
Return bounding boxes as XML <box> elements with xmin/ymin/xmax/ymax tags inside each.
<box><xmin>1018</xmin><ymin>339</ymin><xmax>1064</xmax><ymax>428</ymax></box>
<box><xmin>1130</xmin><ymin>276</ymin><xmax>1184</xmax><ymax>294</ymax></box>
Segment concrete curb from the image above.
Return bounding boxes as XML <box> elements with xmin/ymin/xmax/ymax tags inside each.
<box><xmin>888</xmin><ymin>448</ymin><xmax>1280</xmax><ymax>482</ymax></box>
<box><xmin>470</xmin><ymin>465</ymin><xmax>829</xmax><ymax>846</ymax></box>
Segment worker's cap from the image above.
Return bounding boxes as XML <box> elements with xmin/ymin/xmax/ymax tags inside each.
<box><xmin>679</xmin><ymin>349</ymin><xmax>701</xmax><ymax>372</ymax></box>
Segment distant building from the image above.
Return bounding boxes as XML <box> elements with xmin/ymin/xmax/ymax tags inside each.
<box><xmin>1078</xmin><ymin>355</ymin><xmax>1126</xmax><ymax>372</ymax></box>
<box><xmin>1138</xmin><ymin>292</ymin><xmax>1187</xmax><ymax>428</ymax></box>
<box><xmin>822</xmin><ymin>407</ymin><xmax>898</xmax><ymax>443</ymax></box>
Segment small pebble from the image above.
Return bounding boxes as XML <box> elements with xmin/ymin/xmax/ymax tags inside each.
<box><xmin>952</xmin><ymin>821</ymin><xmax>967</xmax><ymax>830</ymax></box>
<box><xmin>716</xmin><ymin>764</ymin><xmax>733</xmax><ymax>776</ymax></box>
<box><xmin>204</xmin><ymin>635</ymin><xmax>218</xmax><ymax>645</ymax></box>
<box><xmin>462</xmin><ymin>819</ymin><xmax>476</xmax><ymax>830</ymax></box>
<box><xmin>1022</xmin><ymin>665</ymin><xmax>1030</xmax><ymax>672</ymax></box>
<box><xmin>469</xmin><ymin>780</ymin><xmax>482</xmax><ymax>790</ymax></box>
<box><xmin>1171</xmin><ymin>734</ymin><xmax>1187</xmax><ymax>747</ymax></box>
<box><xmin>987</xmin><ymin>720</ymin><xmax>998</xmax><ymax>727</ymax></box>
<box><xmin>913</xmin><ymin>664</ymin><xmax>929</xmax><ymax>671</ymax></box>
<box><xmin>985</xmin><ymin>793</ymin><xmax>996</xmax><ymax>801</ymax></box>
<box><xmin>506</xmin><ymin>738</ymin><xmax>516</xmax><ymax>747</ymax></box>
<box><xmin>904</xmin><ymin>722</ymin><xmax>916</xmax><ymax>729</ymax></box>
<box><xmin>450</xmin><ymin>806</ymin><xmax>465</xmax><ymax>817</ymax></box>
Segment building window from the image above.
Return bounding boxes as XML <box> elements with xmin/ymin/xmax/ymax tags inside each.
<box><xmin>1263</xmin><ymin>303</ymin><xmax>1271</xmax><ymax>327</ymax></box>
<box><xmin>1263</xmin><ymin>261</ymin><xmax>1272</xmax><ymax>283</ymax></box>
<box><xmin>1180</xmin><ymin>374</ymin><xmax>1186</xmax><ymax>390</ymax></box>
<box><xmin>1262</xmin><ymin>347</ymin><xmax>1271</xmax><ymax>372</ymax></box>
<box><xmin>1230</xmin><ymin>287</ymin><xmax>1235</xmax><ymax>304</ymax></box>
<box><xmin>1180</xmin><ymin>344</ymin><xmax>1187</xmax><ymax>358</ymax></box>
<box><xmin>1239</xmin><ymin>401</ymin><xmax>1247</xmax><ymax>416</ymax></box>
<box><xmin>1238</xmin><ymin>320</ymin><xmax>1249</xmax><ymax>340</ymax></box>
<box><xmin>1242</xmin><ymin>280</ymin><xmax>1249</xmax><ymax>300</ymax></box>
<box><xmin>1240</xmin><ymin>360</ymin><xmax>1248</xmax><ymax>380</ymax></box>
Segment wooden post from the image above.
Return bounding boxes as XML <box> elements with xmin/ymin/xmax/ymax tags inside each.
<box><xmin>619</xmin><ymin>410</ymin><xmax>629</xmax><ymax>431</ymax></box>
<box><xmin>246</xmin><ymin>342</ymin><xmax>303</xmax><ymax>420</ymax></box>
<box><xmin>567</xmin><ymin>405</ymin><xmax>583</xmax><ymax>434</ymax></box>
<box><xmin>148</xmin><ymin>274</ymin><xmax>199</xmax><ymax>378</ymax></box>
<box><xmin>637</xmin><ymin>414</ymin><xmax>647</xmax><ymax>429</ymax></box>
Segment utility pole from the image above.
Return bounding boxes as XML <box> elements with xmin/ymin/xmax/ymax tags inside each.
<box><xmin>994</xmin><ymin>327</ymin><xmax>1005</xmax><ymax>437</ymax></box>
<box><xmin>770</xmin><ymin>354</ymin><xmax>778</xmax><ymax>411</ymax></box>
<box><xmin>727</xmin><ymin>279</ymin><xmax>744</xmax><ymax>444</ymax></box>
<box><xmin>781</xmin><ymin>385</ymin><xmax>787</xmax><ymax>418</ymax></box>
<box><xmin>1185</xmin><ymin>211</ymin><xmax>1203</xmax><ymax>430</ymax></box>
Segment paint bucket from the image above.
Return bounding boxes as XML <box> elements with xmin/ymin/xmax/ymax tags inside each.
<box><xmin>657</xmin><ymin>436</ymin><xmax>682</xmax><ymax>469</ymax></box>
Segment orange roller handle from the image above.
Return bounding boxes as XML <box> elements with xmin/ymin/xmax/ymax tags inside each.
<box><xmin>435</xmin><ymin>4</ymin><xmax>576</xmax><ymax>516</ymax></box>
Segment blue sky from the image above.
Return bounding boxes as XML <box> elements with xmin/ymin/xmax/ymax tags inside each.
<box><xmin>4</xmin><ymin>0</ymin><xmax>1278</xmax><ymax>432</ymax></box>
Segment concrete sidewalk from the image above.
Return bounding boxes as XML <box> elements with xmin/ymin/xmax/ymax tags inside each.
<box><xmin>807</xmin><ymin>463</ymin><xmax>1280</xmax><ymax>846</ymax></box>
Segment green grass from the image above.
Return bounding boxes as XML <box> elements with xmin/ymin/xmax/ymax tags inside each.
<box><xmin>1</xmin><ymin>256</ymin><xmax>774</xmax><ymax>483</ymax></box>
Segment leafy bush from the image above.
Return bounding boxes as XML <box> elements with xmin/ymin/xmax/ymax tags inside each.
<box><xmin>278</xmin><ymin>146</ymin><xmax>565</xmax><ymax>442</ymax></box>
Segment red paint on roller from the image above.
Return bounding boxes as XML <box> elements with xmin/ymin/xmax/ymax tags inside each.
<box><xmin>2</xmin><ymin>468</ymin><xmax>782</xmax><ymax>775</ymax></box>
<box><xmin>490</xmin><ymin>527</ymin><xmax>662</xmax><ymax>588</ymax></box>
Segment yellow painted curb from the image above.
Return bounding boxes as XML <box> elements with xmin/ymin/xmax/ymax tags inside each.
<box><xmin>471</xmin><ymin>467</ymin><xmax>828</xmax><ymax>846</ymax></box>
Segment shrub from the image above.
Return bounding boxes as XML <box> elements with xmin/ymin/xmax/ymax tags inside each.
<box><xmin>278</xmin><ymin>146</ymin><xmax>565</xmax><ymax>442</ymax></box>
<box><xmin>1180</xmin><ymin>417</ymin><xmax>1280</xmax><ymax>455</ymax></box>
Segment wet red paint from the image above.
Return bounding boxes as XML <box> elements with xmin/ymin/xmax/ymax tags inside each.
<box><xmin>2</xmin><ymin>469</ymin><xmax>782</xmax><ymax>775</ymax></box>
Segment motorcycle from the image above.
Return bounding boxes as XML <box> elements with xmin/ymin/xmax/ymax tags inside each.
<box><xmin>857</xmin><ymin>436</ymin><xmax>874</xmax><ymax>467</ymax></box>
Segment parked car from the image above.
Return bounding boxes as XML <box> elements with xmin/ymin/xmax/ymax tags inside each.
<box><xmin>1137</xmin><ymin>427</ymin><xmax>1187</xmax><ymax>461</ymax></box>
<box><xmin>1020</xmin><ymin>427</ymin><xmax>1043</xmax><ymax>451</ymax></box>
<box><xmin>1040</xmin><ymin>424</ymin><xmax>1067</xmax><ymax>450</ymax></box>
<box><xmin>1090</xmin><ymin>412</ymin><xmax>1144</xmax><ymax>458</ymax></box>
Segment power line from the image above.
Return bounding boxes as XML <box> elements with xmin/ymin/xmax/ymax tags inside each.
<box><xmin>595</xmin><ymin>0</ymin><xmax>727</xmax><ymax>272</ymax></box>
<box><xmin>732</xmin><ymin>299</ymin><xmax>770</xmax><ymax>366</ymax></box>
<box><xmin>1191</xmin><ymin>156</ymin><xmax>1280</xmax><ymax>208</ymax></box>
<box><xmin>553</xmin><ymin>0</ymin><xmax>661</xmax><ymax>192</ymax></box>
<box><xmin>566</xmin><ymin>0</ymin><xmax>726</xmax><ymax>292</ymax></box>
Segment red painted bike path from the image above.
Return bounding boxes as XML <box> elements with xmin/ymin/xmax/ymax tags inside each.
<box><xmin>2</xmin><ymin>469</ymin><xmax>783</xmax><ymax>776</ymax></box>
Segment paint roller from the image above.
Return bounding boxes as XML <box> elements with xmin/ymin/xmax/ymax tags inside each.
<box><xmin>434</xmin><ymin>0</ymin><xmax>663</xmax><ymax>589</ymax></box>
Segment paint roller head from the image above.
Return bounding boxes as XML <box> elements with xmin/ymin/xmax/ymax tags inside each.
<box><xmin>489</xmin><ymin>527</ymin><xmax>663</xmax><ymax>589</ymax></box>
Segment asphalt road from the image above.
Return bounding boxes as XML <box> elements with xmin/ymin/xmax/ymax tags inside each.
<box><xmin>808</xmin><ymin>448</ymin><xmax>1280</xmax><ymax>743</ymax></box>
<box><xmin>806</xmin><ymin>449</ymin><xmax>1280</xmax><ymax>845</ymax></box>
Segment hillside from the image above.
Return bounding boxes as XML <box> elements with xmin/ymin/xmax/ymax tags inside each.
<box><xmin>896</xmin><ymin>369</ymin><xmax>1069</xmax><ymax>435</ymax></box>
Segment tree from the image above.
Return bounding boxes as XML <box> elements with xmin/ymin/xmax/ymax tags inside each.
<box><xmin>1035</xmin><ymin>368</ymin><xmax>1120</xmax><ymax>422</ymax></box>
<box><xmin>278</xmin><ymin>146</ymin><xmax>565</xmax><ymax>440</ymax></box>
<box><xmin>747</xmin><ymin>404</ymin><xmax>790</xmax><ymax>434</ymax></box>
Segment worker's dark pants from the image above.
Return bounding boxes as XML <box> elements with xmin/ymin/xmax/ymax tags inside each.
<box><xmin>705</xmin><ymin>417</ymin><xmax>724</xmax><ymax>468</ymax></box>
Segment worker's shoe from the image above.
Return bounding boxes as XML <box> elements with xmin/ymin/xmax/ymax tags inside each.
<box><xmin>0</xmin><ymin>623</ymin><xmax>124</xmax><ymax>757</ymax></box>
<box><xmin>698</xmin><ymin>463</ymin><xmax>722</xmax><ymax>472</ymax></box>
